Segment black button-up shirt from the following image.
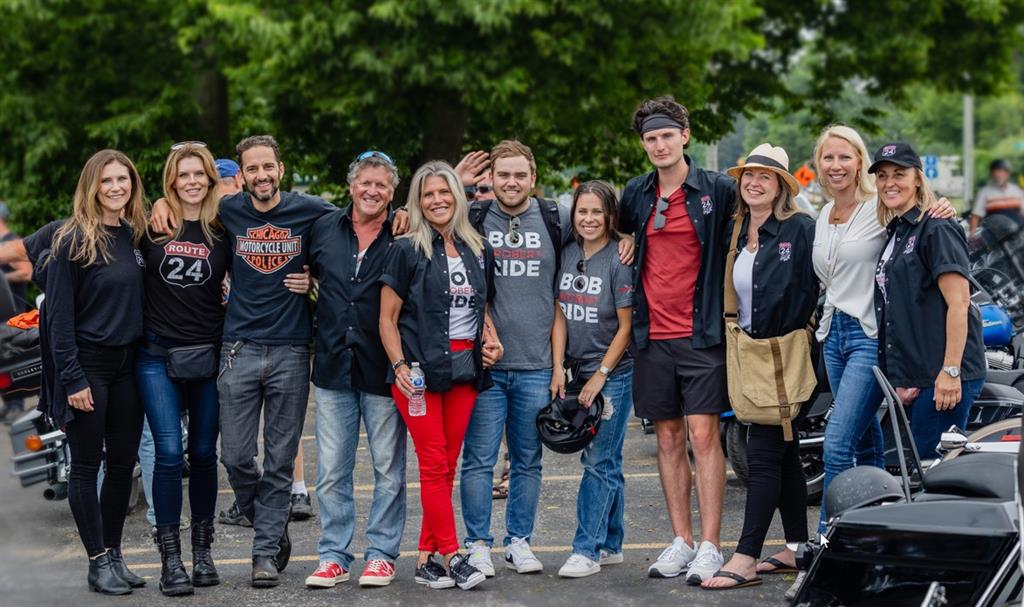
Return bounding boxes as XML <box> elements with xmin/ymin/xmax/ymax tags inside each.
<box><xmin>380</xmin><ymin>232</ymin><xmax>496</xmax><ymax>393</ymax></box>
<box><xmin>873</xmin><ymin>208</ymin><xmax>986</xmax><ymax>387</ymax></box>
<box><xmin>619</xmin><ymin>155</ymin><xmax>736</xmax><ymax>349</ymax></box>
<box><xmin>731</xmin><ymin>212</ymin><xmax>818</xmax><ymax>338</ymax></box>
<box><xmin>309</xmin><ymin>207</ymin><xmax>395</xmax><ymax>396</ymax></box>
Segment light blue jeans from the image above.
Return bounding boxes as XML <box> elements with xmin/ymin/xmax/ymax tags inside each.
<box><xmin>819</xmin><ymin>311</ymin><xmax>886</xmax><ymax>533</ymax></box>
<box><xmin>460</xmin><ymin>368</ymin><xmax>552</xmax><ymax>546</ymax></box>
<box><xmin>572</xmin><ymin>369</ymin><xmax>633</xmax><ymax>561</ymax></box>
<box><xmin>138</xmin><ymin>417</ymin><xmax>156</xmax><ymax>525</ymax></box>
<box><xmin>314</xmin><ymin>386</ymin><xmax>407</xmax><ymax>567</ymax></box>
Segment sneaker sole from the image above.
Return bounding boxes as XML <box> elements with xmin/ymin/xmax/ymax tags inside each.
<box><xmin>648</xmin><ymin>566</ymin><xmax>685</xmax><ymax>578</ymax></box>
<box><xmin>358</xmin><ymin>576</ymin><xmax>393</xmax><ymax>587</ymax></box>
<box><xmin>599</xmin><ymin>554</ymin><xmax>624</xmax><ymax>566</ymax></box>
<box><xmin>414</xmin><ymin>577</ymin><xmax>456</xmax><ymax>589</ymax></box>
<box><xmin>457</xmin><ymin>571</ymin><xmax>486</xmax><ymax>590</ymax></box>
<box><xmin>558</xmin><ymin>566</ymin><xmax>600</xmax><ymax>578</ymax></box>
<box><xmin>686</xmin><ymin>572</ymin><xmax>707</xmax><ymax>585</ymax></box>
<box><xmin>305</xmin><ymin>574</ymin><xmax>349</xmax><ymax>588</ymax></box>
<box><xmin>251</xmin><ymin>578</ymin><xmax>280</xmax><ymax>588</ymax></box>
<box><xmin>505</xmin><ymin>560</ymin><xmax>543</xmax><ymax>574</ymax></box>
<box><xmin>289</xmin><ymin>511</ymin><xmax>314</xmax><ymax>522</ymax></box>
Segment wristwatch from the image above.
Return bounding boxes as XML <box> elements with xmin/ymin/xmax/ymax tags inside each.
<box><xmin>941</xmin><ymin>366</ymin><xmax>961</xmax><ymax>378</ymax></box>
<box><xmin>391</xmin><ymin>359</ymin><xmax>409</xmax><ymax>372</ymax></box>
<box><xmin>598</xmin><ymin>366</ymin><xmax>610</xmax><ymax>377</ymax></box>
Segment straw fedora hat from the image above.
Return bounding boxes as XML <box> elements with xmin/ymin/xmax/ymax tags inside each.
<box><xmin>726</xmin><ymin>143</ymin><xmax>801</xmax><ymax>196</ymax></box>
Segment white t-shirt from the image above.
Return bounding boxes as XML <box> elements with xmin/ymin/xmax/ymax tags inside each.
<box><xmin>447</xmin><ymin>254</ymin><xmax>477</xmax><ymax>339</ymax></box>
<box><xmin>733</xmin><ymin>248</ymin><xmax>756</xmax><ymax>332</ymax></box>
<box><xmin>812</xmin><ymin>198</ymin><xmax>885</xmax><ymax>341</ymax></box>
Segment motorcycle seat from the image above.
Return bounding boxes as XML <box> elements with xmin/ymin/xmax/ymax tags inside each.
<box><xmin>984</xmin><ymin>370</ymin><xmax>1024</xmax><ymax>390</ymax></box>
<box><xmin>921</xmin><ymin>452</ymin><xmax>1016</xmax><ymax>500</ymax></box>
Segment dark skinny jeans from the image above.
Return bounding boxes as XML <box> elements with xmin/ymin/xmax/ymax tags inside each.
<box><xmin>65</xmin><ymin>343</ymin><xmax>144</xmax><ymax>557</ymax></box>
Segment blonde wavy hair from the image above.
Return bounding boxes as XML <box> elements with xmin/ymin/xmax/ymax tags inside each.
<box><xmin>402</xmin><ymin>161</ymin><xmax>484</xmax><ymax>259</ymax></box>
<box><xmin>813</xmin><ymin>125</ymin><xmax>877</xmax><ymax>203</ymax></box>
<box><xmin>152</xmin><ymin>144</ymin><xmax>222</xmax><ymax>245</ymax></box>
<box><xmin>875</xmin><ymin>167</ymin><xmax>937</xmax><ymax>226</ymax></box>
<box><xmin>51</xmin><ymin>149</ymin><xmax>147</xmax><ymax>267</ymax></box>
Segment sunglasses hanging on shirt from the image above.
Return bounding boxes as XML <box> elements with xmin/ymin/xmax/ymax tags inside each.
<box><xmin>652</xmin><ymin>196</ymin><xmax>671</xmax><ymax>230</ymax></box>
<box><xmin>572</xmin><ymin>256</ymin><xmax>589</xmax><ymax>291</ymax></box>
<box><xmin>508</xmin><ymin>215</ymin><xmax>523</xmax><ymax>246</ymax></box>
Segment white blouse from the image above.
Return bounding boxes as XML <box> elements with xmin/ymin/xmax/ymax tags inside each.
<box><xmin>812</xmin><ymin>198</ymin><xmax>886</xmax><ymax>342</ymax></box>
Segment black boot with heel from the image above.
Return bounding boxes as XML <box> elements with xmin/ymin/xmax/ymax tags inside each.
<box><xmin>107</xmin><ymin>546</ymin><xmax>146</xmax><ymax>588</ymax></box>
<box><xmin>88</xmin><ymin>552</ymin><xmax>132</xmax><ymax>595</ymax></box>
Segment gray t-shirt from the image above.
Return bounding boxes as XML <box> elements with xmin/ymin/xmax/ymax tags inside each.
<box><xmin>557</xmin><ymin>241</ymin><xmax>634</xmax><ymax>376</ymax></box>
<box><xmin>483</xmin><ymin>198</ymin><xmax>569</xmax><ymax>370</ymax></box>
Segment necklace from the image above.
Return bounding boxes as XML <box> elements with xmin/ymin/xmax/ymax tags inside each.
<box><xmin>830</xmin><ymin>201</ymin><xmax>858</xmax><ymax>224</ymax></box>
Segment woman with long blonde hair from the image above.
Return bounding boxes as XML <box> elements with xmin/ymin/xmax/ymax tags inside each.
<box><xmin>379</xmin><ymin>161</ymin><xmax>501</xmax><ymax>590</ymax></box>
<box><xmin>136</xmin><ymin>142</ymin><xmax>231</xmax><ymax>596</ymax></box>
<box><xmin>37</xmin><ymin>149</ymin><xmax>148</xmax><ymax>595</ymax></box>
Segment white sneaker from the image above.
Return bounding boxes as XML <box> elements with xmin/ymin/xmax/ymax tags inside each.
<box><xmin>504</xmin><ymin>537</ymin><xmax>544</xmax><ymax>574</ymax></box>
<box><xmin>598</xmin><ymin>549</ymin><xmax>623</xmax><ymax>566</ymax></box>
<box><xmin>558</xmin><ymin>554</ymin><xmax>600</xmax><ymax>578</ymax></box>
<box><xmin>647</xmin><ymin>537</ymin><xmax>697</xmax><ymax>578</ymax></box>
<box><xmin>685</xmin><ymin>541</ymin><xmax>725</xmax><ymax>585</ymax></box>
<box><xmin>467</xmin><ymin>541</ymin><xmax>495</xmax><ymax>577</ymax></box>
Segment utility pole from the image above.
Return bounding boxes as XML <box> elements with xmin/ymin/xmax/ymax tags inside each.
<box><xmin>963</xmin><ymin>94</ymin><xmax>974</xmax><ymax>209</ymax></box>
<box><xmin>706</xmin><ymin>142</ymin><xmax>719</xmax><ymax>172</ymax></box>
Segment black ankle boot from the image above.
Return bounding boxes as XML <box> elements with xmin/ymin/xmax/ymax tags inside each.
<box><xmin>88</xmin><ymin>552</ymin><xmax>132</xmax><ymax>595</ymax></box>
<box><xmin>156</xmin><ymin>526</ymin><xmax>194</xmax><ymax>596</ymax></box>
<box><xmin>107</xmin><ymin>546</ymin><xmax>146</xmax><ymax>588</ymax></box>
<box><xmin>191</xmin><ymin>520</ymin><xmax>220</xmax><ymax>587</ymax></box>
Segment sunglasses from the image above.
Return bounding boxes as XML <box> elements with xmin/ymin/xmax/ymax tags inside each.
<box><xmin>572</xmin><ymin>256</ymin><xmax>591</xmax><ymax>291</ymax></box>
<box><xmin>356</xmin><ymin>150</ymin><xmax>396</xmax><ymax>166</ymax></box>
<box><xmin>477</xmin><ymin>185</ymin><xmax>492</xmax><ymax>194</ymax></box>
<box><xmin>652</xmin><ymin>196</ymin><xmax>670</xmax><ymax>230</ymax></box>
<box><xmin>171</xmin><ymin>140</ymin><xmax>207</xmax><ymax>151</ymax></box>
<box><xmin>508</xmin><ymin>215</ymin><xmax>523</xmax><ymax>246</ymax></box>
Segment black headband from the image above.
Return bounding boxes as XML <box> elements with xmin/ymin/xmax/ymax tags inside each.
<box><xmin>640</xmin><ymin>113</ymin><xmax>686</xmax><ymax>134</ymax></box>
<box><xmin>743</xmin><ymin>154</ymin><xmax>787</xmax><ymax>172</ymax></box>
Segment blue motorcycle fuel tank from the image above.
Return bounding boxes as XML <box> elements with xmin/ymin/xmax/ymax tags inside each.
<box><xmin>981</xmin><ymin>302</ymin><xmax>1014</xmax><ymax>347</ymax></box>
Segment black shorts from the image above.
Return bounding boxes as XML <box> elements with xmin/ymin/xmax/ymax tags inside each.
<box><xmin>632</xmin><ymin>337</ymin><xmax>729</xmax><ymax>420</ymax></box>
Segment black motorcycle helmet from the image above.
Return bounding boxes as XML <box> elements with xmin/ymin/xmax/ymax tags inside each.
<box><xmin>536</xmin><ymin>386</ymin><xmax>604</xmax><ymax>454</ymax></box>
<box><xmin>824</xmin><ymin>466</ymin><xmax>906</xmax><ymax>519</ymax></box>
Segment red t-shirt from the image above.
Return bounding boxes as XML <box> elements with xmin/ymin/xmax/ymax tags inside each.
<box><xmin>642</xmin><ymin>185</ymin><xmax>701</xmax><ymax>340</ymax></box>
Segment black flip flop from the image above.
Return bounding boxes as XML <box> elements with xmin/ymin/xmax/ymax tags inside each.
<box><xmin>702</xmin><ymin>570</ymin><xmax>763</xmax><ymax>590</ymax></box>
<box><xmin>759</xmin><ymin>556</ymin><xmax>799</xmax><ymax>574</ymax></box>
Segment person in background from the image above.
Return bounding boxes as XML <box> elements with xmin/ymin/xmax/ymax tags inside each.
<box><xmin>0</xmin><ymin>200</ymin><xmax>32</xmax><ymax>424</ymax></box>
<box><xmin>379</xmin><ymin>160</ymin><xmax>501</xmax><ymax>591</ymax></box>
<box><xmin>969</xmin><ymin>158</ymin><xmax>1024</xmax><ymax>234</ymax></box>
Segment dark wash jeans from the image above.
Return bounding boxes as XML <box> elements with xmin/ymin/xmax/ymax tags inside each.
<box><xmin>136</xmin><ymin>336</ymin><xmax>220</xmax><ymax>527</ymax></box>
<box><xmin>217</xmin><ymin>341</ymin><xmax>311</xmax><ymax>557</ymax></box>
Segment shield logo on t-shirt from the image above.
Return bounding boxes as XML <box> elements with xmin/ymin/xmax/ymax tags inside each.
<box><xmin>235</xmin><ymin>223</ymin><xmax>302</xmax><ymax>274</ymax></box>
<box><xmin>160</xmin><ymin>240</ymin><xmax>213</xmax><ymax>288</ymax></box>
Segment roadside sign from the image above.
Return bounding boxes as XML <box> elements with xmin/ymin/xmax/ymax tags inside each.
<box><xmin>794</xmin><ymin>164</ymin><xmax>815</xmax><ymax>188</ymax></box>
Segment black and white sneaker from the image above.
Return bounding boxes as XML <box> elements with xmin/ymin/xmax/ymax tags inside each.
<box><xmin>414</xmin><ymin>558</ymin><xmax>455</xmax><ymax>589</ymax></box>
<box><xmin>448</xmin><ymin>554</ymin><xmax>486</xmax><ymax>590</ymax></box>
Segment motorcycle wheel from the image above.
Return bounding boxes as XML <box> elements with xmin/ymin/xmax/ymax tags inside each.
<box><xmin>726</xmin><ymin>421</ymin><xmax>750</xmax><ymax>486</ymax></box>
<box><xmin>801</xmin><ymin>448</ymin><xmax>825</xmax><ymax>505</ymax></box>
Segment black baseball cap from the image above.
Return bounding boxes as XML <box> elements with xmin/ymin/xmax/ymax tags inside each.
<box><xmin>990</xmin><ymin>159</ymin><xmax>1012</xmax><ymax>173</ymax></box>
<box><xmin>867</xmin><ymin>142</ymin><xmax>922</xmax><ymax>174</ymax></box>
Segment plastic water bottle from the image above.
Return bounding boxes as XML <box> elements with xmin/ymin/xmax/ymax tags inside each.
<box><xmin>408</xmin><ymin>363</ymin><xmax>426</xmax><ymax>417</ymax></box>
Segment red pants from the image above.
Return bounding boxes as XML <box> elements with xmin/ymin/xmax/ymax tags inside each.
<box><xmin>393</xmin><ymin>340</ymin><xmax>478</xmax><ymax>554</ymax></box>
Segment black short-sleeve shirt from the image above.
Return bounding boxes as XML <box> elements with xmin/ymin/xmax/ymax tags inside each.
<box><xmin>380</xmin><ymin>232</ymin><xmax>495</xmax><ymax>393</ymax></box>
<box><xmin>618</xmin><ymin>155</ymin><xmax>737</xmax><ymax>350</ymax></box>
<box><xmin>873</xmin><ymin>208</ymin><xmax>986</xmax><ymax>387</ymax></box>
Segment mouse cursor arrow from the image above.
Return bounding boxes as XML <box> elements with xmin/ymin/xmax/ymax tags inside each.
<box><xmin>819</xmin><ymin>533</ymin><xmax>829</xmax><ymax>549</ymax></box>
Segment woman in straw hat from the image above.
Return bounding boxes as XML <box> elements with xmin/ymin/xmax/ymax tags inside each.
<box><xmin>702</xmin><ymin>144</ymin><xmax>817</xmax><ymax>593</ymax></box>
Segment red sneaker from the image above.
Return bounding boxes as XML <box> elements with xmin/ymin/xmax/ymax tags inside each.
<box><xmin>358</xmin><ymin>559</ymin><xmax>396</xmax><ymax>587</ymax></box>
<box><xmin>305</xmin><ymin>561</ymin><xmax>349</xmax><ymax>588</ymax></box>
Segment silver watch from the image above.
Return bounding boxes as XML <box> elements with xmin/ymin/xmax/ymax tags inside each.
<box><xmin>598</xmin><ymin>366</ymin><xmax>610</xmax><ymax>377</ymax></box>
<box><xmin>942</xmin><ymin>366</ymin><xmax>961</xmax><ymax>378</ymax></box>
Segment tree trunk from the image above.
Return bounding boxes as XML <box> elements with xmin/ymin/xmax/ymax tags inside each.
<box><xmin>397</xmin><ymin>92</ymin><xmax>468</xmax><ymax>205</ymax></box>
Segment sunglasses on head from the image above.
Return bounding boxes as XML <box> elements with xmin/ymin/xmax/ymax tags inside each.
<box><xmin>356</xmin><ymin>150</ymin><xmax>396</xmax><ymax>166</ymax></box>
<box><xmin>508</xmin><ymin>215</ymin><xmax>522</xmax><ymax>246</ymax></box>
<box><xmin>171</xmin><ymin>141</ymin><xmax>207</xmax><ymax>151</ymax></box>
<box><xmin>652</xmin><ymin>196</ymin><xmax>670</xmax><ymax>230</ymax></box>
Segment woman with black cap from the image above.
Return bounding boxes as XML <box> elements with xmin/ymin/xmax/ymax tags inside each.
<box><xmin>702</xmin><ymin>143</ymin><xmax>817</xmax><ymax>593</ymax></box>
<box><xmin>870</xmin><ymin>142</ymin><xmax>986</xmax><ymax>457</ymax></box>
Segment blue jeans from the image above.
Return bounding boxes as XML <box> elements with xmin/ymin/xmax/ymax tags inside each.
<box><xmin>137</xmin><ymin>342</ymin><xmax>220</xmax><ymax>527</ymax></box>
<box><xmin>460</xmin><ymin>368</ymin><xmax>552</xmax><ymax>546</ymax></box>
<box><xmin>218</xmin><ymin>342</ymin><xmax>310</xmax><ymax>557</ymax></box>
<box><xmin>138</xmin><ymin>417</ymin><xmax>156</xmax><ymax>525</ymax></box>
<box><xmin>572</xmin><ymin>369</ymin><xmax>633</xmax><ymax>560</ymax></box>
<box><xmin>820</xmin><ymin>312</ymin><xmax>886</xmax><ymax>533</ymax></box>
<box><xmin>910</xmin><ymin>378</ymin><xmax>984</xmax><ymax>458</ymax></box>
<box><xmin>314</xmin><ymin>386</ymin><xmax>407</xmax><ymax>567</ymax></box>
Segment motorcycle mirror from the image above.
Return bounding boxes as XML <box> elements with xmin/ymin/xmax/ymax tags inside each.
<box><xmin>938</xmin><ymin>431</ymin><xmax>968</xmax><ymax>451</ymax></box>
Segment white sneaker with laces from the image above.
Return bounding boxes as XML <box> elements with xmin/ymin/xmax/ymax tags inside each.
<box><xmin>685</xmin><ymin>541</ymin><xmax>725</xmax><ymax>585</ymax></box>
<box><xmin>647</xmin><ymin>537</ymin><xmax>697</xmax><ymax>578</ymax></box>
<box><xmin>467</xmin><ymin>541</ymin><xmax>495</xmax><ymax>577</ymax></box>
<box><xmin>504</xmin><ymin>537</ymin><xmax>544</xmax><ymax>574</ymax></box>
<box><xmin>558</xmin><ymin>554</ymin><xmax>600</xmax><ymax>578</ymax></box>
<box><xmin>598</xmin><ymin>549</ymin><xmax>623</xmax><ymax>566</ymax></box>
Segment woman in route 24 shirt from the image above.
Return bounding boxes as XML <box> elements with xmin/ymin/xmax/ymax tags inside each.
<box><xmin>869</xmin><ymin>142</ymin><xmax>986</xmax><ymax>458</ymax></box>
<box><xmin>379</xmin><ymin>161</ymin><xmax>501</xmax><ymax>591</ymax></box>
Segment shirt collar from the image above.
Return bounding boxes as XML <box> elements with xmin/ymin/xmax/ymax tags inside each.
<box><xmin>342</xmin><ymin>203</ymin><xmax>394</xmax><ymax>228</ymax></box>
<box><xmin>740</xmin><ymin>211</ymin><xmax>780</xmax><ymax>237</ymax></box>
<box><xmin>885</xmin><ymin>206</ymin><xmax>924</xmax><ymax>234</ymax></box>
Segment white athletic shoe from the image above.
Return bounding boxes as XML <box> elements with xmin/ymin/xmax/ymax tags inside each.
<box><xmin>467</xmin><ymin>541</ymin><xmax>496</xmax><ymax>577</ymax></box>
<box><xmin>504</xmin><ymin>537</ymin><xmax>544</xmax><ymax>574</ymax></box>
<box><xmin>598</xmin><ymin>549</ymin><xmax>623</xmax><ymax>566</ymax></box>
<box><xmin>647</xmin><ymin>537</ymin><xmax>697</xmax><ymax>578</ymax></box>
<box><xmin>558</xmin><ymin>554</ymin><xmax>601</xmax><ymax>578</ymax></box>
<box><xmin>685</xmin><ymin>541</ymin><xmax>725</xmax><ymax>585</ymax></box>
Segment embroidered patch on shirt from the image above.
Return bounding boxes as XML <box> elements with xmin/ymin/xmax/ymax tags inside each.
<box><xmin>778</xmin><ymin>242</ymin><xmax>792</xmax><ymax>262</ymax></box>
<box><xmin>903</xmin><ymin>235</ymin><xmax>916</xmax><ymax>255</ymax></box>
<box><xmin>700</xmin><ymin>195</ymin><xmax>713</xmax><ymax>215</ymax></box>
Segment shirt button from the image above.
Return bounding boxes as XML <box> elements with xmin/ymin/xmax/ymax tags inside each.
<box><xmin>444</xmin><ymin>350</ymin><xmax>449</xmax><ymax>355</ymax></box>
<box><xmin>753</xmin><ymin>308</ymin><xmax>758</xmax><ymax>312</ymax></box>
<box><xmin>887</xmin><ymin>344</ymin><xmax>892</xmax><ymax>349</ymax></box>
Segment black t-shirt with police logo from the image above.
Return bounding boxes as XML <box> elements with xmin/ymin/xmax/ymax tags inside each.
<box><xmin>141</xmin><ymin>220</ymin><xmax>231</xmax><ymax>344</ymax></box>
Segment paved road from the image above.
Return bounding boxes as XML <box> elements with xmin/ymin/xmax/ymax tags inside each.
<box><xmin>0</xmin><ymin>395</ymin><xmax>816</xmax><ymax>606</ymax></box>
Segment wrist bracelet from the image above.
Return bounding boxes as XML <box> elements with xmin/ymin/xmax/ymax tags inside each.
<box><xmin>391</xmin><ymin>359</ymin><xmax>409</xmax><ymax>371</ymax></box>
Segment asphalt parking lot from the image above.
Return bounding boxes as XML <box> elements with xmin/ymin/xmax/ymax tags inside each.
<box><xmin>0</xmin><ymin>395</ymin><xmax>815</xmax><ymax>606</ymax></box>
